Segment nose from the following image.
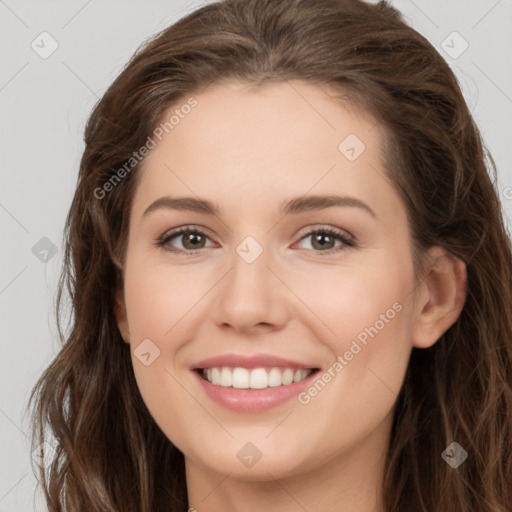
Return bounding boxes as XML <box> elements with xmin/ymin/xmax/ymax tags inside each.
<box><xmin>209</xmin><ymin>243</ymin><xmax>290</xmax><ymax>335</ymax></box>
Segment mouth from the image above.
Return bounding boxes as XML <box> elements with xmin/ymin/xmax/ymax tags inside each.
<box><xmin>194</xmin><ymin>366</ymin><xmax>320</xmax><ymax>389</ymax></box>
<box><xmin>190</xmin><ymin>353</ymin><xmax>321</xmax><ymax>411</ymax></box>
<box><xmin>192</xmin><ymin>367</ymin><xmax>320</xmax><ymax>412</ymax></box>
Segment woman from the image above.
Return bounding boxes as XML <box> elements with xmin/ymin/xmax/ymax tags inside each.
<box><xmin>26</xmin><ymin>0</ymin><xmax>512</xmax><ymax>510</ymax></box>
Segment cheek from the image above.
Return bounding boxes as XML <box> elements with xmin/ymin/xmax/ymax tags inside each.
<box><xmin>291</xmin><ymin>279</ymin><xmax>413</xmax><ymax>468</ymax></box>
<box><xmin>297</xmin><ymin>252</ymin><xmax>414</xmax><ymax>409</ymax></box>
<box><xmin>122</xmin><ymin>255</ymin><xmax>201</xmax><ymax>450</ymax></box>
<box><xmin>123</xmin><ymin>254</ymin><xmax>195</xmax><ymax>341</ymax></box>
<box><xmin>129</xmin><ymin>356</ymin><xmax>202</xmax><ymax>458</ymax></box>
<box><xmin>301</xmin><ymin>251</ymin><xmax>413</xmax><ymax>352</ymax></box>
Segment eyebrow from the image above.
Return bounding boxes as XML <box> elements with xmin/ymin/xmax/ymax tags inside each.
<box><xmin>142</xmin><ymin>194</ymin><xmax>376</xmax><ymax>219</ymax></box>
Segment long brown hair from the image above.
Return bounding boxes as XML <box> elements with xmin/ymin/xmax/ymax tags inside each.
<box><xmin>25</xmin><ymin>0</ymin><xmax>512</xmax><ymax>510</ymax></box>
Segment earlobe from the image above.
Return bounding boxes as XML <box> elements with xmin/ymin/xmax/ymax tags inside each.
<box><xmin>411</xmin><ymin>246</ymin><xmax>467</xmax><ymax>349</ymax></box>
<box><xmin>114</xmin><ymin>287</ymin><xmax>130</xmax><ymax>344</ymax></box>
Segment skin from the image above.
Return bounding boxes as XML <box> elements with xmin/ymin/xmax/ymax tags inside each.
<box><xmin>115</xmin><ymin>80</ymin><xmax>467</xmax><ymax>512</ymax></box>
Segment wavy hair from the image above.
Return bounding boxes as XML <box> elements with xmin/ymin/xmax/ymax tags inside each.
<box><xmin>25</xmin><ymin>0</ymin><xmax>512</xmax><ymax>510</ymax></box>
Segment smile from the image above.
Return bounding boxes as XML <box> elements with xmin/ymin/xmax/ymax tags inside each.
<box><xmin>190</xmin><ymin>353</ymin><xmax>321</xmax><ymax>412</ymax></box>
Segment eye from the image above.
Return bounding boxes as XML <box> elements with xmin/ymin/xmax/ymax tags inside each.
<box><xmin>156</xmin><ymin>226</ymin><xmax>214</xmax><ymax>254</ymax></box>
<box><xmin>156</xmin><ymin>225</ymin><xmax>355</xmax><ymax>256</ymax></box>
<box><xmin>293</xmin><ymin>226</ymin><xmax>355</xmax><ymax>254</ymax></box>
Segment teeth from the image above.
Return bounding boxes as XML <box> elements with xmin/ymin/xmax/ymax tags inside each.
<box><xmin>268</xmin><ymin>368</ymin><xmax>282</xmax><ymax>387</ymax></box>
<box><xmin>220</xmin><ymin>367</ymin><xmax>232</xmax><ymax>387</ymax></box>
<box><xmin>232</xmin><ymin>367</ymin><xmax>249</xmax><ymax>388</ymax></box>
<box><xmin>249</xmin><ymin>368</ymin><xmax>267</xmax><ymax>389</ymax></box>
<box><xmin>282</xmin><ymin>368</ymin><xmax>294</xmax><ymax>385</ymax></box>
<box><xmin>201</xmin><ymin>367</ymin><xmax>314</xmax><ymax>388</ymax></box>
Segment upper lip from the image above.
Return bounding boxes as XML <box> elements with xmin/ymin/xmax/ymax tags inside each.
<box><xmin>191</xmin><ymin>353</ymin><xmax>318</xmax><ymax>370</ymax></box>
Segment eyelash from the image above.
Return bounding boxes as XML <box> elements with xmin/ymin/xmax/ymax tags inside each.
<box><xmin>155</xmin><ymin>225</ymin><xmax>356</xmax><ymax>257</ymax></box>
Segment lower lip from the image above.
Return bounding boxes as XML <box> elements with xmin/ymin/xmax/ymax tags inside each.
<box><xmin>192</xmin><ymin>370</ymin><xmax>318</xmax><ymax>412</ymax></box>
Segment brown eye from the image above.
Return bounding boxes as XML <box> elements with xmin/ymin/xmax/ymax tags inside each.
<box><xmin>180</xmin><ymin>231</ymin><xmax>207</xmax><ymax>250</ymax></box>
<box><xmin>157</xmin><ymin>227</ymin><xmax>213</xmax><ymax>254</ymax></box>
<box><xmin>310</xmin><ymin>232</ymin><xmax>336</xmax><ymax>250</ymax></box>
<box><xmin>156</xmin><ymin>225</ymin><xmax>355</xmax><ymax>257</ymax></box>
<box><xmin>294</xmin><ymin>227</ymin><xmax>355</xmax><ymax>254</ymax></box>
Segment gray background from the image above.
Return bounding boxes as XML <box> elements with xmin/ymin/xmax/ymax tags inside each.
<box><xmin>1</xmin><ymin>0</ymin><xmax>511</xmax><ymax>510</ymax></box>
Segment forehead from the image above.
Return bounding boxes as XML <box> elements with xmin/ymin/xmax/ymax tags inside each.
<box><xmin>130</xmin><ymin>79</ymin><xmax>399</xmax><ymax>223</ymax></box>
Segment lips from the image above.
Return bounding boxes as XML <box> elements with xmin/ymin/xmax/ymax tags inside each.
<box><xmin>190</xmin><ymin>353</ymin><xmax>320</xmax><ymax>412</ymax></box>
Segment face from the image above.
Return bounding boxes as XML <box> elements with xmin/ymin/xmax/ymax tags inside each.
<box><xmin>115</xmin><ymin>80</ymin><xmax>429</xmax><ymax>481</ymax></box>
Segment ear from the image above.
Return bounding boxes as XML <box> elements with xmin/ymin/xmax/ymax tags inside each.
<box><xmin>411</xmin><ymin>246</ymin><xmax>467</xmax><ymax>349</ymax></box>
<box><xmin>114</xmin><ymin>286</ymin><xmax>130</xmax><ymax>344</ymax></box>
